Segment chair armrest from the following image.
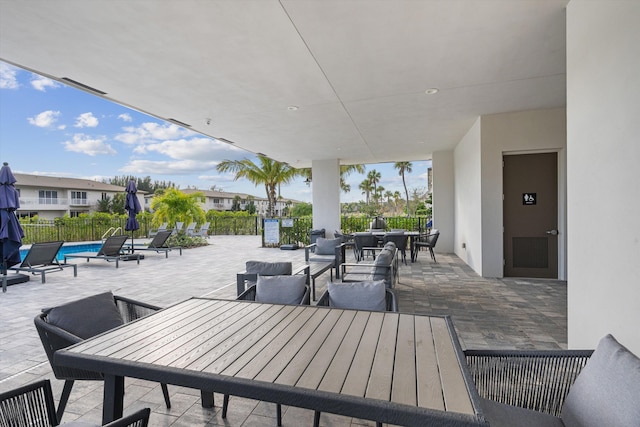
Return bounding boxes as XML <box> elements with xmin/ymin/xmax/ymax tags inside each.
<box><xmin>304</xmin><ymin>243</ymin><xmax>317</xmax><ymax>261</ymax></box>
<box><xmin>464</xmin><ymin>349</ymin><xmax>593</xmax><ymax>416</ymax></box>
<box><xmin>102</xmin><ymin>407</ymin><xmax>151</xmax><ymax>427</ymax></box>
<box><xmin>386</xmin><ymin>289</ymin><xmax>398</xmax><ymax>312</ymax></box>
<box><xmin>237</xmin><ymin>285</ymin><xmax>257</xmax><ymax>301</ymax></box>
<box><xmin>114</xmin><ymin>295</ymin><xmax>161</xmax><ymax>322</ymax></box>
<box><xmin>316</xmin><ymin>290</ymin><xmax>330</xmax><ymax>307</ymax></box>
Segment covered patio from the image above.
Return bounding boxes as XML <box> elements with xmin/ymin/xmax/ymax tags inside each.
<box><xmin>0</xmin><ymin>236</ymin><xmax>565</xmax><ymax>426</ymax></box>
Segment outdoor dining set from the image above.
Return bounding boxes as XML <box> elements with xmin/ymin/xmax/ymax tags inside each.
<box><xmin>1</xmin><ymin>158</ymin><xmax>638</xmax><ymax>427</ymax></box>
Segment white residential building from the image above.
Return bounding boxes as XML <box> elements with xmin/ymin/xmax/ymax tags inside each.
<box><xmin>179</xmin><ymin>189</ymin><xmax>297</xmax><ymax>217</ymax></box>
<box><xmin>13</xmin><ymin>173</ymin><xmax>143</xmax><ymax>220</ymax></box>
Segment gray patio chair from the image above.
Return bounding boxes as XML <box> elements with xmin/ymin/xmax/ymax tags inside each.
<box><xmin>8</xmin><ymin>240</ymin><xmax>77</xmax><ymax>283</ymax></box>
<box><xmin>352</xmin><ymin>232</ymin><xmax>378</xmax><ymax>261</ymax></box>
<box><xmin>412</xmin><ymin>228</ymin><xmax>439</xmax><ymax>262</ymax></box>
<box><xmin>125</xmin><ymin>230</ymin><xmax>182</xmax><ymax>258</ymax></box>
<box><xmin>64</xmin><ymin>235</ymin><xmax>139</xmax><ymax>268</ymax></box>
<box><xmin>341</xmin><ymin>246</ymin><xmax>398</xmax><ymax>288</ymax></box>
<box><xmin>223</xmin><ymin>274</ymin><xmax>311</xmax><ymax>426</ymax></box>
<box><xmin>183</xmin><ymin>222</ymin><xmax>197</xmax><ymax>236</ymax></box>
<box><xmin>382</xmin><ymin>231</ymin><xmax>409</xmax><ymax>264</ymax></box>
<box><xmin>464</xmin><ymin>334</ymin><xmax>640</xmax><ymax>427</ymax></box>
<box><xmin>314</xmin><ymin>281</ymin><xmax>397</xmax><ymax>427</ymax></box>
<box><xmin>34</xmin><ymin>292</ymin><xmax>170</xmax><ymax>423</ymax></box>
<box><xmin>236</xmin><ymin>260</ymin><xmax>306</xmax><ymax>295</ymax></box>
<box><xmin>304</xmin><ymin>237</ymin><xmax>346</xmax><ymax>279</ymax></box>
<box><xmin>0</xmin><ymin>379</ymin><xmax>151</xmax><ymax>426</ymax></box>
<box><xmin>171</xmin><ymin>222</ymin><xmax>184</xmax><ymax>236</ymax></box>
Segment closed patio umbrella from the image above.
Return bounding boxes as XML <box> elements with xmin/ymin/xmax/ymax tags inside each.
<box><xmin>1</xmin><ymin>162</ymin><xmax>27</xmax><ymax>291</ymax></box>
<box><xmin>124</xmin><ymin>179</ymin><xmax>141</xmax><ymax>253</ymax></box>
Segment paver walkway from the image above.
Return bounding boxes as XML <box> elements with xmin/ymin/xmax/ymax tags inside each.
<box><xmin>0</xmin><ymin>235</ymin><xmax>566</xmax><ymax>426</ymax></box>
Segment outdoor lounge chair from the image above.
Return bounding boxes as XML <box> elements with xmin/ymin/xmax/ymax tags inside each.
<box><xmin>34</xmin><ymin>292</ymin><xmax>170</xmax><ymax>423</ymax></box>
<box><xmin>223</xmin><ymin>275</ymin><xmax>311</xmax><ymax>426</ymax></box>
<box><xmin>171</xmin><ymin>222</ymin><xmax>184</xmax><ymax>236</ymax></box>
<box><xmin>64</xmin><ymin>235</ymin><xmax>139</xmax><ymax>268</ymax></box>
<box><xmin>124</xmin><ymin>230</ymin><xmax>181</xmax><ymax>258</ymax></box>
<box><xmin>340</xmin><ymin>245</ymin><xmax>398</xmax><ymax>288</ymax></box>
<box><xmin>464</xmin><ymin>334</ymin><xmax>640</xmax><ymax>427</ymax></box>
<box><xmin>190</xmin><ymin>221</ymin><xmax>210</xmax><ymax>238</ymax></box>
<box><xmin>9</xmin><ymin>241</ymin><xmax>77</xmax><ymax>283</ymax></box>
<box><xmin>148</xmin><ymin>222</ymin><xmax>167</xmax><ymax>238</ymax></box>
<box><xmin>0</xmin><ymin>379</ymin><xmax>151</xmax><ymax>426</ymax></box>
<box><xmin>304</xmin><ymin>237</ymin><xmax>346</xmax><ymax>278</ymax></box>
<box><xmin>183</xmin><ymin>222</ymin><xmax>197</xmax><ymax>236</ymax></box>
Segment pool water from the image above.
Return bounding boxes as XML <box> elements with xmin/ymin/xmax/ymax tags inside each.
<box><xmin>20</xmin><ymin>243</ymin><xmax>103</xmax><ymax>261</ymax></box>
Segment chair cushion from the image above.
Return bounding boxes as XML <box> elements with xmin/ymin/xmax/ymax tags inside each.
<box><xmin>315</xmin><ymin>237</ymin><xmax>341</xmax><ymax>255</ymax></box>
<box><xmin>373</xmin><ymin>249</ymin><xmax>394</xmax><ymax>283</ymax></box>
<box><xmin>246</xmin><ymin>261</ymin><xmax>292</xmax><ymax>276</ymax></box>
<box><xmin>561</xmin><ymin>334</ymin><xmax>640</xmax><ymax>427</ymax></box>
<box><xmin>480</xmin><ymin>397</ymin><xmax>564</xmax><ymax>427</ymax></box>
<box><xmin>256</xmin><ymin>275</ymin><xmax>307</xmax><ymax>305</ymax></box>
<box><xmin>44</xmin><ymin>291</ymin><xmax>124</xmax><ymax>339</ymax></box>
<box><xmin>327</xmin><ymin>280</ymin><xmax>386</xmax><ymax>311</ymax></box>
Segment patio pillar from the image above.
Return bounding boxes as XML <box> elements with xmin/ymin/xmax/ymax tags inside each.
<box><xmin>311</xmin><ymin>159</ymin><xmax>340</xmax><ymax>237</ymax></box>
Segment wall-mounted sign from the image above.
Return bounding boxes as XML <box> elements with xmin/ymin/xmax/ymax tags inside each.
<box><xmin>264</xmin><ymin>219</ymin><xmax>280</xmax><ymax>244</ymax></box>
<box><xmin>523</xmin><ymin>193</ymin><xmax>537</xmax><ymax>205</ymax></box>
<box><xmin>282</xmin><ymin>218</ymin><xmax>294</xmax><ymax>228</ymax></box>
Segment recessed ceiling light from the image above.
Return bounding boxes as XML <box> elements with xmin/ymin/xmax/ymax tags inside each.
<box><xmin>425</xmin><ymin>88</ymin><xmax>439</xmax><ymax>95</ymax></box>
<box><xmin>287</xmin><ymin>106</ymin><xmax>299</xmax><ymax>111</ymax></box>
<box><xmin>417</xmin><ymin>141</ymin><xmax>425</xmax><ymax>144</ymax></box>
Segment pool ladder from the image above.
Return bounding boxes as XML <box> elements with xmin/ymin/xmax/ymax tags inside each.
<box><xmin>101</xmin><ymin>227</ymin><xmax>123</xmax><ymax>241</ymax></box>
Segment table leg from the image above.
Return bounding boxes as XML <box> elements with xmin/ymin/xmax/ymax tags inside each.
<box><xmin>102</xmin><ymin>374</ymin><xmax>124</xmax><ymax>424</ymax></box>
<box><xmin>201</xmin><ymin>390</ymin><xmax>215</xmax><ymax>408</ymax></box>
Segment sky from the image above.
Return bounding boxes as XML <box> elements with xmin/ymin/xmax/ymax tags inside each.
<box><xmin>0</xmin><ymin>61</ymin><xmax>431</xmax><ymax>204</ymax></box>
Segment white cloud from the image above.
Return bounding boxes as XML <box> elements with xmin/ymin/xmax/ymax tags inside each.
<box><xmin>118</xmin><ymin>113</ymin><xmax>132</xmax><ymax>122</ymax></box>
<box><xmin>0</xmin><ymin>63</ymin><xmax>19</xmax><ymax>89</ymax></box>
<box><xmin>115</xmin><ymin>122</ymin><xmax>195</xmax><ymax>145</ymax></box>
<box><xmin>141</xmin><ymin>137</ymin><xmax>241</xmax><ymax>161</ymax></box>
<box><xmin>121</xmin><ymin>159</ymin><xmax>219</xmax><ymax>175</ymax></box>
<box><xmin>74</xmin><ymin>112</ymin><xmax>99</xmax><ymax>128</ymax></box>
<box><xmin>27</xmin><ymin>110</ymin><xmax>61</xmax><ymax>128</ymax></box>
<box><xmin>31</xmin><ymin>75</ymin><xmax>59</xmax><ymax>91</ymax></box>
<box><xmin>63</xmin><ymin>134</ymin><xmax>116</xmax><ymax>156</ymax></box>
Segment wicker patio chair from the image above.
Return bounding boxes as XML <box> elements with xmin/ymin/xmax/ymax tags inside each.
<box><xmin>464</xmin><ymin>348</ymin><xmax>593</xmax><ymax>417</ymax></box>
<box><xmin>34</xmin><ymin>292</ymin><xmax>170</xmax><ymax>423</ymax></box>
<box><xmin>0</xmin><ymin>379</ymin><xmax>151</xmax><ymax>426</ymax></box>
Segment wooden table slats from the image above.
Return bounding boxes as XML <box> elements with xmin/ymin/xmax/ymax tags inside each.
<box><xmin>431</xmin><ymin>317</ymin><xmax>475</xmax><ymax>415</ymax></box>
<box><xmin>55</xmin><ymin>298</ymin><xmax>483</xmax><ymax>427</ymax></box>
<box><xmin>340</xmin><ymin>312</ymin><xmax>385</xmax><ymax>397</ymax></box>
<box><xmin>391</xmin><ymin>314</ymin><xmax>417</xmax><ymax>405</ymax></box>
<box><xmin>316</xmin><ymin>311</ymin><xmax>371</xmax><ymax>393</ymax></box>
<box><xmin>293</xmin><ymin>310</ymin><xmax>357</xmax><ymax>390</ymax></box>
<box><xmin>415</xmin><ymin>315</ymin><xmax>445</xmax><ymax>410</ymax></box>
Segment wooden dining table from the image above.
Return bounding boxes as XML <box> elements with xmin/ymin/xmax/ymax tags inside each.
<box><xmin>55</xmin><ymin>297</ymin><xmax>487</xmax><ymax>426</ymax></box>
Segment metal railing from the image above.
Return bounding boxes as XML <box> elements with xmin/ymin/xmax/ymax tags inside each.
<box><xmin>19</xmin><ymin>215</ymin><xmax>430</xmax><ymax>245</ymax></box>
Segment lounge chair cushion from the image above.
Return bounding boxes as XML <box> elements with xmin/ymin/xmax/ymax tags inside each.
<box><xmin>561</xmin><ymin>334</ymin><xmax>640</xmax><ymax>427</ymax></box>
<box><xmin>327</xmin><ymin>280</ymin><xmax>386</xmax><ymax>311</ymax></box>
<box><xmin>246</xmin><ymin>261</ymin><xmax>292</xmax><ymax>276</ymax></box>
<box><xmin>44</xmin><ymin>291</ymin><xmax>124</xmax><ymax>339</ymax></box>
<box><xmin>479</xmin><ymin>397</ymin><xmax>564</xmax><ymax>427</ymax></box>
<box><xmin>315</xmin><ymin>237</ymin><xmax>341</xmax><ymax>255</ymax></box>
<box><xmin>256</xmin><ymin>275</ymin><xmax>307</xmax><ymax>305</ymax></box>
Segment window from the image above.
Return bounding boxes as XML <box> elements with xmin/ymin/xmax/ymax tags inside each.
<box><xmin>39</xmin><ymin>190</ymin><xmax>58</xmax><ymax>204</ymax></box>
<box><xmin>213</xmin><ymin>198</ymin><xmax>220</xmax><ymax>204</ymax></box>
<box><xmin>101</xmin><ymin>192</ymin><xmax>107</xmax><ymax>200</ymax></box>
<box><xmin>71</xmin><ymin>191</ymin><xmax>87</xmax><ymax>204</ymax></box>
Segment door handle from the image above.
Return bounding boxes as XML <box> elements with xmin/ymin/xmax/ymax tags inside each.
<box><xmin>546</xmin><ymin>229</ymin><xmax>559</xmax><ymax>236</ymax></box>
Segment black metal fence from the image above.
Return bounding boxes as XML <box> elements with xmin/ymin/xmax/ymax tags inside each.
<box><xmin>20</xmin><ymin>216</ymin><xmax>430</xmax><ymax>245</ymax></box>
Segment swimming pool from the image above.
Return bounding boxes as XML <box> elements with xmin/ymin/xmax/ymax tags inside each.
<box><xmin>19</xmin><ymin>243</ymin><xmax>103</xmax><ymax>261</ymax></box>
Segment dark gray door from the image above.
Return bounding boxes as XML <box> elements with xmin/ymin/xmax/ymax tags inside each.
<box><xmin>503</xmin><ymin>153</ymin><xmax>558</xmax><ymax>278</ymax></box>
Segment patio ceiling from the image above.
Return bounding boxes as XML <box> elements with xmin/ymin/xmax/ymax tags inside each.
<box><xmin>0</xmin><ymin>0</ymin><xmax>568</xmax><ymax>168</ymax></box>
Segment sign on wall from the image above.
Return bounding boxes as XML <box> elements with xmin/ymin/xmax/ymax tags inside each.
<box><xmin>523</xmin><ymin>193</ymin><xmax>537</xmax><ymax>205</ymax></box>
<box><xmin>264</xmin><ymin>218</ymin><xmax>280</xmax><ymax>244</ymax></box>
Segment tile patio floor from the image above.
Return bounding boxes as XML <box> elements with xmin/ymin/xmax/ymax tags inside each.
<box><xmin>0</xmin><ymin>235</ymin><xmax>567</xmax><ymax>426</ymax></box>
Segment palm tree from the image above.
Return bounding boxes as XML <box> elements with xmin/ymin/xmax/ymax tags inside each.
<box><xmin>216</xmin><ymin>156</ymin><xmax>299</xmax><ymax>217</ymax></box>
<box><xmin>300</xmin><ymin>164</ymin><xmax>365</xmax><ymax>193</ymax></box>
<box><xmin>394</xmin><ymin>161</ymin><xmax>413</xmax><ymax>216</ymax></box>
<box><xmin>359</xmin><ymin>180</ymin><xmax>373</xmax><ymax>204</ymax></box>
<box><xmin>384</xmin><ymin>190</ymin><xmax>394</xmax><ymax>208</ymax></box>
<box><xmin>367</xmin><ymin>170</ymin><xmax>381</xmax><ymax>198</ymax></box>
<box><xmin>150</xmin><ymin>188</ymin><xmax>206</xmax><ymax>227</ymax></box>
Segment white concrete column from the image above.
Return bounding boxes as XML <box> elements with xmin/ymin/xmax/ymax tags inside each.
<box><xmin>311</xmin><ymin>159</ymin><xmax>341</xmax><ymax>237</ymax></box>
<box><xmin>432</xmin><ymin>151</ymin><xmax>455</xmax><ymax>253</ymax></box>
